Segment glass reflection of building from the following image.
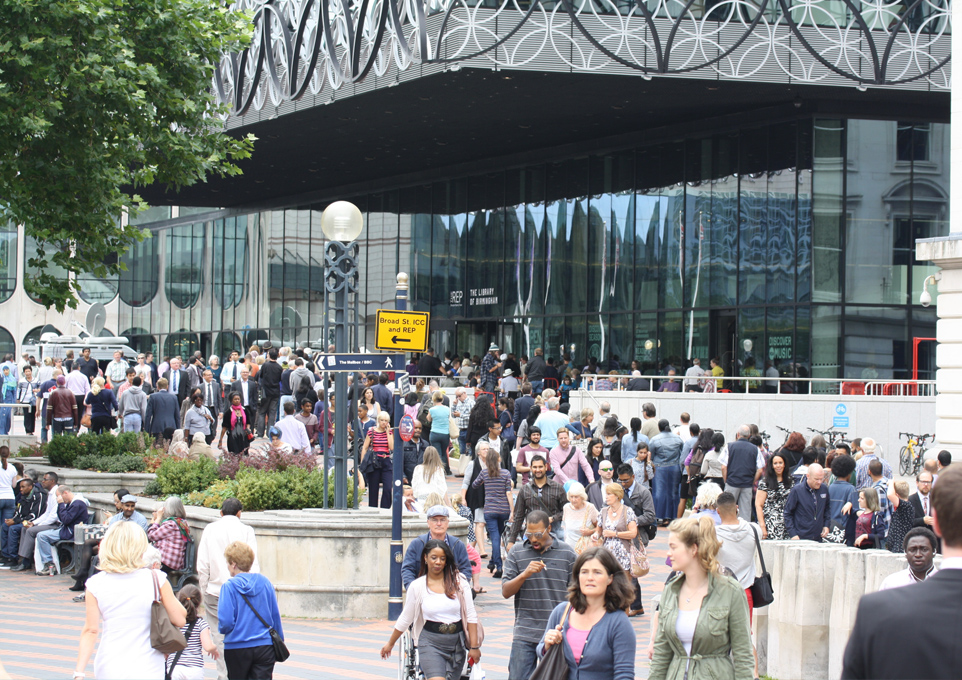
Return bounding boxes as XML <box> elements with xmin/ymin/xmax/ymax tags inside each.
<box><xmin>0</xmin><ymin>118</ymin><xmax>946</xmax><ymax>383</ymax></box>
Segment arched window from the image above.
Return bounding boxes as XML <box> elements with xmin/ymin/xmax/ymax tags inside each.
<box><xmin>213</xmin><ymin>332</ymin><xmax>243</xmax><ymax>360</ymax></box>
<box><xmin>119</xmin><ymin>237</ymin><xmax>159</xmax><ymax>307</ymax></box>
<box><xmin>213</xmin><ymin>217</ymin><xmax>248</xmax><ymax>309</ymax></box>
<box><xmin>164</xmin><ymin>331</ymin><xmax>199</xmax><ymax>359</ymax></box>
<box><xmin>166</xmin><ymin>223</ymin><xmax>206</xmax><ymax>308</ymax></box>
<box><xmin>77</xmin><ymin>272</ymin><xmax>119</xmax><ymax>304</ymax></box>
<box><xmin>23</xmin><ymin>325</ymin><xmax>62</xmax><ymax>346</ymax></box>
<box><xmin>24</xmin><ymin>235</ymin><xmax>68</xmax><ymax>304</ymax></box>
<box><xmin>121</xmin><ymin>328</ymin><xmax>157</xmax><ymax>357</ymax></box>
<box><xmin>0</xmin><ymin>326</ymin><xmax>15</xmax><ymax>358</ymax></box>
<box><xmin>0</xmin><ymin>223</ymin><xmax>17</xmax><ymax>303</ymax></box>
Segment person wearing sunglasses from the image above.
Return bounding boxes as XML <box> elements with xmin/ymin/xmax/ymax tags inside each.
<box><xmin>502</xmin><ymin>510</ymin><xmax>577</xmax><ymax>680</ymax></box>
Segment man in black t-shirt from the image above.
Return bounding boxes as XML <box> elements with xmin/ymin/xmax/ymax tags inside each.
<box><xmin>417</xmin><ymin>347</ymin><xmax>442</xmax><ymax>377</ymax></box>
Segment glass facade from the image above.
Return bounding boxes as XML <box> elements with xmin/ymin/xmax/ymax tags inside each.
<box><xmin>111</xmin><ymin>117</ymin><xmax>944</xmax><ymax>380</ymax></box>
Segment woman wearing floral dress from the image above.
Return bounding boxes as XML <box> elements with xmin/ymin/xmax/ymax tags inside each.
<box><xmin>592</xmin><ymin>483</ymin><xmax>638</xmax><ymax>571</ymax></box>
<box><xmin>755</xmin><ymin>452</ymin><xmax>793</xmax><ymax>540</ymax></box>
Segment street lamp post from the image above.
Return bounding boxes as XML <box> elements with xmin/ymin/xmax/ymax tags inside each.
<box><xmin>320</xmin><ymin>201</ymin><xmax>364</xmax><ymax>510</ymax></box>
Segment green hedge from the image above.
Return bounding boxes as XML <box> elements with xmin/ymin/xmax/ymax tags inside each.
<box><xmin>234</xmin><ymin>466</ymin><xmax>356</xmax><ymax>512</ymax></box>
<box><xmin>45</xmin><ymin>431</ymin><xmax>149</xmax><ymax>467</ymax></box>
<box><xmin>75</xmin><ymin>454</ymin><xmax>147</xmax><ymax>473</ymax></box>
<box><xmin>154</xmin><ymin>457</ymin><xmax>220</xmax><ymax>497</ymax></box>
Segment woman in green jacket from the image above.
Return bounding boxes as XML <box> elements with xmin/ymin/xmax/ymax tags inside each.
<box><xmin>649</xmin><ymin>516</ymin><xmax>754</xmax><ymax>680</ymax></box>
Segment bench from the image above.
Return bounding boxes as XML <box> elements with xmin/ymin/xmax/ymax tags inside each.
<box><xmin>38</xmin><ymin>510</ymin><xmax>97</xmax><ymax>575</ymax></box>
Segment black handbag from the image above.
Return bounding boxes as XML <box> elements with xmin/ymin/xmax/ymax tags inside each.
<box><xmin>239</xmin><ymin>593</ymin><xmax>291</xmax><ymax>662</ymax></box>
<box><xmin>528</xmin><ymin>604</ymin><xmax>571</xmax><ymax>680</ymax></box>
<box><xmin>749</xmin><ymin>525</ymin><xmax>775</xmax><ymax>608</ymax></box>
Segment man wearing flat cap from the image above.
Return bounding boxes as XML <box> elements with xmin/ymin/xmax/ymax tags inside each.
<box><xmin>401</xmin><ymin>505</ymin><xmax>472</xmax><ymax>588</ymax></box>
<box><xmin>106</xmin><ymin>494</ymin><xmax>149</xmax><ymax>532</ymax></box>
<box><xmin>480</xmin><ymin>344</ymin><xmax>502</xmax><ymax>393</ymax></box>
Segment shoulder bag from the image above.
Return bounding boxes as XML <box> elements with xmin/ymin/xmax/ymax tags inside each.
<box><xmin>528</xmin><ymin>603</ymin><xmax>571</xmax><ymax>680</ymax></box>
<box><xmin>164</xmin><ymin>620</ymin><xmax>197</xmax><ymax>680</ymax></box>
<box><xmin>619</xmin><ymin>506</ymin><xmax>650</xmax><ymax>578</ymax></box>
<box><xmin>572</xmin><ymin>507</ymin><xmax>593</xmax><ymax>555</ymax></box>
<box><xmin>449</xmin><ymin>415</ymin><xmax>461</xmax><ymax>439</ymax></box>
<box><xmin>239</xmin><ymin>592</ymin><xmax>291</xmax><ymax>662</ymax></box>
<box><xmin>749</xmin><ymin>524</ymin><xmax>775</xmax><ymax>608</ymax></box>
<box><xmin>150</xmin><ymin>570</ymin><xmax>188</xmax><ymax>654</ymax></box>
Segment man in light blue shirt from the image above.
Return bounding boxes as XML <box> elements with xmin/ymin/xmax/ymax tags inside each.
<box><xmin>107</xmin><ymin>494</ymin><xmax>149</xmax><ymax>533</ymax></box>
<box><xmin>533</xmin><ymin>397</ymin><xmax>569</xmax><ymax>450</ymax></box>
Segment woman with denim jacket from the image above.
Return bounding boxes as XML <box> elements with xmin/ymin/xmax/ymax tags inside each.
<box><xmin>649</xmin><ymin>516</ymin><xmax>754</xmax><ymax>680</ymax></box>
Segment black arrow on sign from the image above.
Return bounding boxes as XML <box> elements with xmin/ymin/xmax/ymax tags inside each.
<box><xmin>392</xmin><ymin>335</ymin><xmax>411</xmax><ymax>344</ymax></box>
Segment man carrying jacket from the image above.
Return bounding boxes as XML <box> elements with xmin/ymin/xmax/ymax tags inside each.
<box><xmin>784</xmin><ymin>463</ymin><xmax>830</xmax><ymax>542</ymax></box>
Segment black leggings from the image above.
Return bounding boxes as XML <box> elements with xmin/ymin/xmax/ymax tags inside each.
<box><xmin>90</xmin><ymin>415</ymin><xmax>115</xmax><ymax>434</ymax></box>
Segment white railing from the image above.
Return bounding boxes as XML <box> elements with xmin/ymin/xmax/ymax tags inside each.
<box><xmin>576</xmin><ymin>374</ymin><xmax>937</xmax><ymax>397</ymax></box>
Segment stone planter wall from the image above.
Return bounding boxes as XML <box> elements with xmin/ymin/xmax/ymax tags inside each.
<box><xmin>755</xmin><ymin>541</ymin><xmax>942</xmax><ymax>680</ymax></box>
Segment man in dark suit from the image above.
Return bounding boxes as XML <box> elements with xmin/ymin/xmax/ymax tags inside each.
<box><xmin>909</xmin><ymin>470</ymin><xmax>935</xmax><ymax>528</ymax></box>
<box><xmin>513</xmin><ymin>382</ymin><xmax>535</xmax><ymax>426</ymax></box>
<box><xmin>163</xmin><ymin>357</ymin><xmax>190</xmax><ymax>405</ymax></box>
<box><xmin>626</xmin><ymin>371</ymin><xmax>652</xmax><ymax>391</ymax></box>
<box><xmin>255</xmin><ymin>348</ymin><xmax>283</xmax><ymax>437</ymax></box>
<box><xmin>200</xmin><ymin>369</ymin><xmax>224</xmax><ymax>444</ymax></box>
<box><xmin>231</xmin><ymin>367</ymin><xmax>259</xmax><ymax>430</ymax></box>
<box><xmin>144</xmin><ymin>378</ymin><xmax>180</xmax><ymax>442</ymax></box>
<box><xmin>842</xmin><ymin>464</ymin><xmax>962</xmax><ymax>679</ymax></box>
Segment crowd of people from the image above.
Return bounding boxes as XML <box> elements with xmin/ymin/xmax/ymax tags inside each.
<box><xmin>2</xmin><ymin>341</ymin><xmax>957</xmax><ymax>680</ymax></box>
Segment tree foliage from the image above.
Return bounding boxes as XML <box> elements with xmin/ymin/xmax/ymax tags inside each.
<box><xmin>0</xmin><ymin>0</ymin><xmax>255</xmax><ymax>310</ymax></box>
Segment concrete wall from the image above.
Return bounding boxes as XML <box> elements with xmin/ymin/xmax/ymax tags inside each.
<box><xmin>81</xmin><ymin>491</ymin><xmax>468</xmax><ymax>619</ymax></box>
<box><xmin>754</xmin><ymin>541</ymin><xmax>941</xmax><ymax>680</ymax></box>
<box><xmin>570</xmin><ymin>390</ymin><xmax>937</xmax><ymax>467</ymax></box>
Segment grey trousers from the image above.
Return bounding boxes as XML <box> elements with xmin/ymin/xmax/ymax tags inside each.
<box><xmin>725</xmin><ymin>484</ymin><xmax>754</xmax><ymax>522</ymax></box>
<box><xmin>19</xmin><ymin>523</ymin><xmax>57</xmax><ymax>560</ymax></box>
<box><xmin>205</xmin><ymin>592</ymin><xmax>230</xmax><ymax>680</ymax></box>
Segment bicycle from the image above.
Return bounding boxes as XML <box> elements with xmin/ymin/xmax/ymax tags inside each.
<box><xmin>898</xmin><ymin>432</ymin><xmax>934</xmax><ymax>476</ymax></box>
<box><xmin>807</xmin><ymin>427</ymin><xmax>848</xmax><ymax>448</ymax></box>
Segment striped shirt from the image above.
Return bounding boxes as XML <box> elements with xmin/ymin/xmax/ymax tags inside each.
<box><xmin>370</xmin><ymin>429</ymin><xmax>391</xmax><ymax>456</ymax></box>
<box><xmin>166</xmin><ymin>617</ymin><xmax>210</xmax><ymax>670</ymax></box>
<box><xmin>471</xmin><ymin>469</ymin><xmax>513</xmax><ymax>514</ymax></box>
<box><xmin>502</xmin><ymin>539</ymin><xmax>577</xmax><ymax>643</ymax></box>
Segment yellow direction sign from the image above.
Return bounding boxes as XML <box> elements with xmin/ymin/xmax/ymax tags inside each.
<box><xmin>375</xmin><ymin>309</ymin><xmax>430</xmax><ymax>352</ymax></box>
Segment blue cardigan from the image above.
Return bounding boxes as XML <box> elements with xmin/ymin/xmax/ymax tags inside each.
<box><xmin>536</xmin><ymin>602</ymin><xmax>636</xmax><ymax>680</ymax></box>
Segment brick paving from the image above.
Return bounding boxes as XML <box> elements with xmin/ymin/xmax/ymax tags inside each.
<box><xmin>0</xmin><ymin>475</ymin><xmax>673</xmax><ymax>680</ymax></box>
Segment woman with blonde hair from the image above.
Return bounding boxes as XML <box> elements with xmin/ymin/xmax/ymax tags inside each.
<box><xmin>74</xmin><ymin>521</ymin><xmax>187</xmax><ymax>679</ymax></box>
<box><xmin>562</xmin><ymin>481</ymin><xmax>599</xmax><ymax>552</ymax></box>
<box><xmin>649</xmin><ymin>517</ymin><xmax>754</xmax><ymax>680</ymax></box>
<box><xmin>84</xmin><ymin>376</ymin><xmax>119</xmax><ymax>434</ymax></box>
<box><xmin>412</xmin><ymin>446</ymin><xmax>448</xmax><ymax>504</ymax></box>
<box><xmin>361</xmin><ymin>411</ymin><xmax>394</xmax><ymax>508</ymax></box>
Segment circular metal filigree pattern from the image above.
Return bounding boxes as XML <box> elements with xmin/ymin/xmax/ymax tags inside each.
<box><xmin>214</xmin><ymin>0</ymin><xmax>951</xmax><ymax>116</ymax></box>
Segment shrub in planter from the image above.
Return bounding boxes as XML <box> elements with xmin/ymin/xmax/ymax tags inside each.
<box><xmin>218</xmin><ymin>449</ymin><xmax>318</xmax><ymax>480</ymax></box>
<box><xmin>46</xmin><ymin>435</ymin><xmax>86</xmax><ymax>467</ymax></box>
<box><xmin>155</xmin><ymin>457</ymin><xmax>219</xmax><ymax>497</ymax></box>
<box><xmin>75</xmin><ymin>454</ymin><xmax>147</xmax><ymax>473</ymax></box>
<box><xmin>115</xmin><ymin>431</ymin><xmax>149</xmax><ymax>454</ymax></box>
<box><xmin>232</xmin><ymin>465</ymin><xmax>355</xmax><ymax>511</ymax></box>
<box><xmin>142</xmin><ymin>479</ymin><xmax>163</xmax><ymax>497</ymax></box>
<box><xmin>185</xmin><ymin>479</ymin><xmax>240</xmax><ymax>509</ymax></box>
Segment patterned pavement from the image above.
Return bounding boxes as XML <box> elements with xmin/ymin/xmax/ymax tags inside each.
<box><xmin>0</xmin><ymin>474</ymin><xmax>672</xmax><ymax>680</ymax></box>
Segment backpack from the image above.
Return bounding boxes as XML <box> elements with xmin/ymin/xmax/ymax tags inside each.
<box><xmin>688</xmin><ymin>445</ymin><xmax>709</xmax><ymax>477</ymax></box>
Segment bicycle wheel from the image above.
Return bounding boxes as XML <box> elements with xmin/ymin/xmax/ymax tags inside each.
<box><xmin>899</xmin><ymin>446</ymin><xmax>912</xmax><ymax>476</ymax></box>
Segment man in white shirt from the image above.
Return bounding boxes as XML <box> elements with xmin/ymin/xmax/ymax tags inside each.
<box><xmin>673</xmin><ymin>412</ymin><xmax>692</xmax><ymax>441</ymax></box>
<box><xmin>220</xmin><ymin>350</ymin><xmax>241</xmax><ymax>386</ymax></box>
<box><xmin>684</xmin><ymin>359</ymin><xmax>706</xmax><ymax>392</ymax></box>
<box><xmin>133</xmin><ymin>353</ymin><xmax>152</xmax><ymax>386</ymax></box>
<box><xmin>878</xmin><ymin>527</ymin><xmax>939</xmax><ymax>590</ymax></box>
<box><xmin>105</xmin><ymin>350</ymin><xmax>129</xmax><ymax>387</ymax></box>
<box><xmin>197</xmin><ymin>497</ymin><xmax>259</xmax><ymax>680</ymax></box>
<box><xmin>274</xmin><ymin>401</ymin><xmax>310</xmax><ymax>453</ymax></box>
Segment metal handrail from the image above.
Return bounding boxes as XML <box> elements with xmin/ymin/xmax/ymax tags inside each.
<box><xmin>575</xmin><ymin>374</ymin><xmax>937</xmax><ymax>397</ymax></box>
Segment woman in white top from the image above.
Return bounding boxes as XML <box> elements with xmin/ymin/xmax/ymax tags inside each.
<box><xmin>412</xmin><ymin>446</ymin><xmax>449</xmax><ymax>504</ymax></box>
<box><xmin>360</xmin><ymin>387</ymin><xmax>381</xmax><ymax>418</ymax></box>
<box><xmin>561</xmin><ymin>482</ymin><xmax>599</xmax><ymax>552</ymax></box>
<box><xmin>74</xmin><ymin>521</ymin><xmax>187</xmax><ymax>680</ymax></box>
<box><xmin>381</xmin><ymin>539</ymin><xmax>481</xmax><ymax>680</ymax></box>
